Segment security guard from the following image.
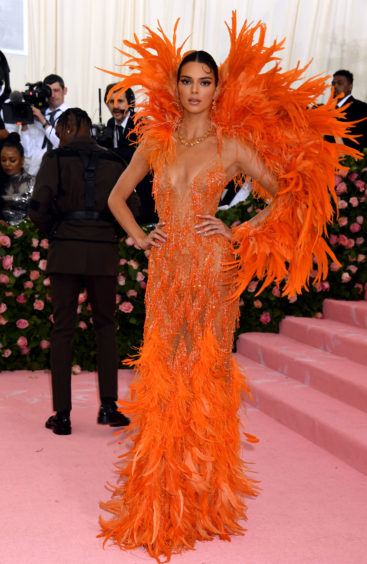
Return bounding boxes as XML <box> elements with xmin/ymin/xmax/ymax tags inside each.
<box><xmin>29</xmin><ymin>108</ymin><xmax>136</xmax><ymax>435</ymax></box>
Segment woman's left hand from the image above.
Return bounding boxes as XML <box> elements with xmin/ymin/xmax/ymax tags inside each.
<box><xmin>194</xmin><ymin>215</ymin><xmax>232</xmax><ymax>241</ymax></box>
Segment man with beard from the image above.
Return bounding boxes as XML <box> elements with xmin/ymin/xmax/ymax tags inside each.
<box><xmin>331</xmin><ymin>70</ymin><xmax>367</xmax><ymax>151</ymax></box>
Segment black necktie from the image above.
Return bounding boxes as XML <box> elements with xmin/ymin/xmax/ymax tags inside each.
<box><xmin>42</xmin><ymin>110</ymin><xmax>59</xmax><ymax>151</ymax></box>
<box><xmin>116</xmin><ymin>125</ymin><xmax>124</xmax><ymax>147</ymax></box>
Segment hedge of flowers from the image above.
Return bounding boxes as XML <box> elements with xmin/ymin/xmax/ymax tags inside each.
<box><xmin>1</xmin><ymin>153</ymin><xmax>366</xmax><ymax>371</ymax></box>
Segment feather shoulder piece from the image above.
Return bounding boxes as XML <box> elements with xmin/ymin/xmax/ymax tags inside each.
<box><xmin>214</xmin><ymin>12</ymin><xmax>362</xmax><ymax>297</ymax></box>
<box><xmin>98</xmin><ymin>20</ymin><xmax>187</xmax><ymax>170</ymax></box>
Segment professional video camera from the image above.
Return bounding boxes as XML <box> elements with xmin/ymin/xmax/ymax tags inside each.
<box><xmin>91</xmin><ymin>88</ymin><xmax>114</xmax><ymax>147</ymax></box>
<box><xmin>2</xmin><ymin>81</ymin><xmax>52</xmax><ymax>125</ymax></box>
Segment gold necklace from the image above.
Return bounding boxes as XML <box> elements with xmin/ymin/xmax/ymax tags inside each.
<box><xmin>177</xmin><ymin>127</ymin><xmax>212</xmax><ymax>147</ymax></box>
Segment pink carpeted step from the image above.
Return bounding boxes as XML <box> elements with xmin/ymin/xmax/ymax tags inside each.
<box><xmin>236</xmin><ymin>332</ymin><xmax>367</xmax><ymax>413</ymax></box>
<box><xmin>323</xmin><ymin>298</ymin><xmax>367</xmax><ymax>329</ymax></box>
<box><xmin>236</xmin><ymin>354</ymin><xmax>367</xmax><ymax>475</ymax></box>
<box><xmin>280</xmin><ymin>316</ymin><xmax>367</xmax><ymax>366</ymax></box>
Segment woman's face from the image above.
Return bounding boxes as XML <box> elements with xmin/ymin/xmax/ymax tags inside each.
<box><xmin>177</xmin><ymin>61</ymin><xmax>217</xmax><ymax>115</ymax></box>
<box><xmin>0</xmin><ymin>147</ymin><xmax>24</xmax><ymax>176</ymax></box>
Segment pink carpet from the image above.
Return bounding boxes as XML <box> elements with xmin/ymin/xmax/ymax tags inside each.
<box><xmin>1</xmin><ymin>367</ymin><xmax>366</xmax><ymax>564</ymax></box>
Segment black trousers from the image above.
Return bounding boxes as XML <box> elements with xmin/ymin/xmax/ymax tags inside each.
<box><xmin>49</xmin><ymin>273</ymin><xmax>118</xmax><ymax>412</ymax></box>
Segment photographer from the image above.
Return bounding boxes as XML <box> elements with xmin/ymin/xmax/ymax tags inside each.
<box><xmin>20</xmin><ymin>74</ymin><xmax>69</xmax><ymax>175</ymax></box>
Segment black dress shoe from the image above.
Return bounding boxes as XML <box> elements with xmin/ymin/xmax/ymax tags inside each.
<box><xmin>97</xmin><ymin>404</ymin><xmax>130</xmax><ymax>427</ymax></box>
<box><xmin>45</xmin><ymin>414</ymin><xmax>71</xmax><ymax>435</ymax></box>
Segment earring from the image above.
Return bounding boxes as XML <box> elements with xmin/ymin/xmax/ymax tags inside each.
<box><xmin>66</xmin><ymin>129</ymin><xmax>71</xmax><ymax>133</ymax></box>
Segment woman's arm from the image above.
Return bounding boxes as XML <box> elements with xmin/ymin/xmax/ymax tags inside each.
<box><xmin>108</xmin><ymin>149</ymin><xmax>166</xmax><ymax>250</ymax></box>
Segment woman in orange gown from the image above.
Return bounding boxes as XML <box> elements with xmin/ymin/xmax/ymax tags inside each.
<box><xmin>99</xmin><ymin>16</ymin><xmax>359</xmax><ymax>562</ymax></box>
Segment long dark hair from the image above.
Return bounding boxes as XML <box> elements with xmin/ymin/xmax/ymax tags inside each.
<box><xmin>177</xmin><ymin>51</ymin><xmax>219</xmax><ymax>86</ymax></box>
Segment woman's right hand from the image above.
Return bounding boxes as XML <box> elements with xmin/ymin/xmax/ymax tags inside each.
<box><xmin>138</xmin><ymin>223</ymin><xmax>167</xmax><ymax>250</ymax></box>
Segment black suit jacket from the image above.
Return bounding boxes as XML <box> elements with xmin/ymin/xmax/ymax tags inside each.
<box><xmin>339</xmin><ymin>96</ymin><xmax>367</xmax><ymax>150</ymax></box>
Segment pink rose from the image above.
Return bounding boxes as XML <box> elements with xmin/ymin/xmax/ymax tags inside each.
<box><xmin>13</xmin><ymin>229</ymin><xmax>23</xmax><ymax>238</ymax></box>
<box><xmin>29</xmin><ymin>251</ymin><xmax>40</xmax><ymax>261</ymax></box>
<box><xmin>2</xmin><ymin>255</ymin><xmax>13</xmax><ymax>270</ymax></box>
<box><xmin>16</xmin><ymin>319</ymin><xmax>29</xmax><ymax>329</ymax></box>
<box><xmin>30</xmin><ymin>270</ymin><xmax>40</xmax><ymax>280</ymax></box>
<box><xmin>78</xmin><ymin>321</ymin><xmax>87</xmax><ymax>330</ymax></box>
<box><xmin>357</xmin><ymin>254</ymin><xmax>366</xmax><ymax>262</ymax></box>
<box><xmin>140</xmin><ymin>281</ymin><xmax>146</xmax><ymax>289</ymax></box>
<box><xmin>330</xmin><ymin>262</ymin><xmax>340</xmax><ymax>272</ymax></box>
<box><xmin>0</xmin><ymin>315</ymin><xmax>8</xmax><ymax>325</ymax></box>
<box><xmin>272</xmin><ymin>286</ymin><xmax>281</xmax><ymax>297</ymax></box>
<box><xmin>115</xmin><ymin>294</ymin><xmax>121</xmax><ymax>304</ymax></box>
<box><xmin>247</xmin><ymin>205</ymin><xmax>253</xmax><ymax>213</ymax></box>
<box><xmin>0</xmin><ymin>303</ymin><xmax>7</xmax><ymax>314</ymax></box>
<box><xmin>17</xmin><ymin>336</ymin><xmax>28</xmax><ymax>348</ymax></box>
<box><xmin>341</xmin><ymin>272</ymin><xmax>351</xmax><ymax>283</ymax></box>
<box><xmin>356</xmin><ymin>237</ymin><xmax>364</xmax><ymax>245</ymax></box>
<box><xmin>338</xmin><ymin>169</ymin><xmax>348</xmax><ymax>178</ymax></box>
<box><xmin>77</xmin><ymin>305</ymin><xmax>82</xmax><ymax>314</ymax></box>
<box><xmin>336</xmin><ymin>183</ymin><xmax>347</xmax><ymax>195</ymax></box>
<box><xmin>338</xmin><ymin>200</ymin><xmax>348</xmax><ymax>209</ymax></box>
<box><xmin>16</xmin><ymin>293</ymin><xmax>26</xmax><ymax>304</ymax></box>
<box><xmin>350</xmin><ymin>223</ymin><xmax>361</xmax><ymax>233</ymax></box>
<box><xmin>136</xmin><ymin>272</ymin><xmax>145</xmax><ymax>282</ymax></box>
<box><xmin>247</xmin><ymin>281</ymin><xmax>258</xmax><ymax>293</ymax></box>
<box><xmin>349</xmin><ymin>197</ymin><xmax>359</xmax><ymax>207</ymax></box>
<box><xmin>0</xmin><ymin>235</ymin><xmax>11</xmax><ymax>247</ymax></box>
<box><xmin>49</xmin><ymin>314</ymin><xmax>54</xmax><ymax>323</ymax></box>
<box><xmin>32</xmin><ymin>238</ymin><xmax>39</xmax><ymax>247</ymax></box>
<box><xmin>125</xmin><ymin>237</ymin><xmax>134</xmax><ymax>246</ymax></box>
<box><xmin>329</xmin><ymin>234</ymin><xmax>338</xmax><ymax>245</ymax></box>
<box><xmin>254</xmin><ymin>299</ymin><xmax>262</xmax><ymax>308</ymax></box>
<box><xmin>356</xmin><ymin>216</ymin><xmax>364</xmax><ymax>225</ymax></box>
<box><xmin>5</xmin><ymin>291</ymin><xmax>13</xmax><ymax>297</ymax></box>
<box><xmin>338</xmin><ymin>234</ymin><xmax>348</xmax><ymax>246</ymax></box>
<box><xmin>34</xmin><ymin>299</ymin><xmax>44</xmax><ymax>311</ymax></box>
<box><xmin>126</xmin><ymin>289</ymin><xmax>138</xmax><ymax>298</ymax></box>
<box><xmin>119</xmin><ymin>259</ymin><xmax>127</xmax><ymax>265</ymax></box>
<box><xmin>354</xmin><ymin>283</ymin><xmax>363</xmax><ymax>294</ymax></box>
<box><xmin>348</xmin><ymin>172</ymin><xmax>358</xmax><ymax>181</ymax></box>
<box><xmin>118</xmin><ymin>275</ymin><xmax>126</xmax><ymax>286</ymax></box>
<box><xmin>119</xmin><ymin>301</ymin><xmax>134</xmax><ymax>313</ymax></box>
<box><xmin>2</xmin><ymin>349</ymin><xmax>12</xmax><ymax>358</ymax></box>
<box><xmin>334</xmin><ymin>174</ymin><xmax>342</xmax><ymax>186</ymax></box>
<box><xmin>13</xmin><ymin>267</ymin><xmax>26</xmax><ymax>278</ymax></box>
<box><xmin>345</xmin><ymin>239</ymin><xmax>355</xmax><ymax>249</ymax></box>
<box><xmin>317</xmin><ymin>281</ymin><xmax>330</xmax><ymax>292</ymax></box>
<box><xmin>46</xmin><ymin>293</ymin><xmax>52</xmax><ymax>302</ymax></box>
<box><xmin>338</xmin><ymin>217</ymin><xmax>348</xmax><ymax>227</ymax></box>
<box><xmin>24</xmin><ymin>281</ymin><xmax>33</xmax><ymax>289</ymax></box>
<box><xmin>38</xmin><ymin>259</ymin><xmax>47</xmax><ymax>271</ymax></box>
<box><xmin>128</xmin><ymin>260</ymin><xmax>139</xmax><ymax>269</ymax></box>
<box><xmin>0</xmin><ymin>274</ymin><xmax>9</xmax><ymax>284</ymax></box>
<box><xmin>347</xmin><ymin>265</ymin><xmax>358</xmax><ymax>274</ymax></box>
<box><xmin>43</xmin><ymin>277</ymin><xmax>50</xmax><ymax>287</ymax></box>
<box><xmin>40</xmin><ymin>340</ymin><xmax>50</xmax><ymax>349</ymax></box>
<box><xmin>40</xmin><ymin>239</ymin><xmax>49</xmax><ymax>249</ymax></box>
<box><xmin>72</xmin><ymin>365</ymin><xmax>81</xmax><ymax>374</ymax></box>
<box><xmin>20</xmin><ymin>346</ymin><xmax>30</xmax><ymax>355</ymax></box>
<box><xmin>355</xmin><ymin>180</ymin><xmax>365</xmax><ymax>191</ymax></box>
<box><xmin>260</xmin><ymin>312</ymin><xmax>271</xmax><ymax>324</ymax></box>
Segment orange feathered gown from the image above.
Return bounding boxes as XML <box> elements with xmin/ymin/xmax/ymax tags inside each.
<box><xmin>98</xmin><ymin>14</ymin><xmax>360</xmax><ymax>562</ymax></box>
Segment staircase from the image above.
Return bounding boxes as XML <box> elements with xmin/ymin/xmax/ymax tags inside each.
<box><xmin>236</xmin><ymin>298</ymin><xmax>367</xmax><ymax>475</ymax></box>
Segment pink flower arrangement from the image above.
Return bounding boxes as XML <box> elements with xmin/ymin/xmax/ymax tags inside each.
<box><xmin>38</xmin><ymin>260</ymin><xmax>47</xmax><ymax>271</ymax></box>
<box><xmin>2</xmin><ymin>349</ymin><xmax>12</xmax><ymax>358</ymax></box>
<box><xmin>125</xmin><ymin>237</ymin><xmax>134</xmax><ymax>246</ymax></box>
<box><xmin>347</xmin><ymin>265</ymin><xmax>358</xmax><ymax>274</ymax></box>
<box><xmin>0</xmin><ymin>303</ymin><xmax>7</xmax><ymax>314</ymax></box>
<box><xmin>355</xmin><ymin>180</ymin><xmax>365</xmax><ymax>191</ymax></box>
<box><xmin>24</xmin><ymin>281</ymin><xmax>33</xmax><ymax>289</ymax></box>
<box><xmin>2</xmin><ymin>255</ymin><xmax>13</xmax><ymax>270</ymax></box>
<box><xmin>330</xmin><ymin>262</ymin><xmax>341</xmax><ymax>272</ymax></box>
<box><xmin>40</xmin><ymin>340</ymin><xmax>50</xmax><ymax>349</ymax></box>
<box><xmin>0</xmin><ymin>274</ymin><xmax>9</xmax><ymax>284</ymax></box>
<box><xmin>338</xmin><ymin>217</ymin><xmax>348</xmax><ymax>227</ymax></box>
<box><xmin>348</xmin><ymin>172</ymin><xmax>358</xmax><ymax>181</ymax></box>
<box><xmin>116</xmin><ymin>294</ymin><xmax>121</xmax><ymax>304</ymax></box>
<box><xmin>356</xmin><ymin>237</ymin><xmax>364</xmax><ymax>245</ymax></box>
<box><xmin>254</xmin><ymin>299</ymin><xmax>262</xmax><ymax>308</ymax></box>
<box><xmin>334</xmin><ymin>174</ymin><xmax>342</xmax><ymax>186</ymax></box>
<box><xmin>13</xmin><ymin>267</ymin><xmax>26</xmax><ymax>278</ymax></box>
<box><xmin>40</xmin><ymin>239</ymin><xmax>49</xmax><ymax>249</ymax></box>
<box><xmin>247</xmin><ymin>281</ymin><xmax>258</xmax><ymax>293</ymax></box>
<box><xmin>78</xmin><ymin>292</ymin><xmax>87</xmax><ymax>304</ymax></box>
<box><xmin>13</xmin><ymin>229</ymin><xmax>23</xmax><ymax>238</ymax></box>
<box><xmin>260</xmin><ymin>312</ymin><xmax>271</xmax><ymax>324</ymax></box>
<box><xmin>128</xmin><ymin>259</ymin><xmax>139</xmax><ymax>269</ymax></box>
<box><xmin>272</xmin><ymin>286</ymin><xmax>281</xmax><ymax>297</ymax></box>
<box><xmin>119</xmin><ymin>302</ymin><xmax>134</xmax><ymax>313</ymax></box>
<box><xmin>136</xmin><ymin>272</ymin><xmax>145</xmax><ymax>282</ymax></box>
<box><xmin>31</xmin><ymin>238</ymin><xmax>39</xmax><ymax>247</ymax></box>
<box><xmin>43</xmin><ymin>277</ymin><xmax>50</xmax><ymax>287</ymax></box>
<box><xmin>356</xmin><ymin>216</ymin><xmax>364</xmax><ymax>225</ymax></box>
<box><xmin>140</xmin><ymin>281</ymin><xmax>147</xmax><ymax>289</ymax></box>
<box><xmin>357</xmin><ymin>254</ymin><xmax>366</xmax><ymax>262</ymax></box>
<box><xmin>349</xmin><ymin>197</ymin><xmax>359</xmax><ymax>207</ymax></box>
<box><xmin>16</xmin><ymin>319</ymin><xmax>29</xmax><ymax>329</ymax></box>
<box><xmin>118</xmin><ymin>275</ymin><xmax>126</xmax><ymax>286</ymax></box>
<box><xmin>16</xmin><ymin>293</ymin><xmax>26</xmax><ymax>304</ymax></box>
<box><xmin>338</xmin><ymin>200</ymin><xmax>348</xmax><ymax>209</ymax></box>
<box><xmin>119</xmin><ymin>258</ymin><xmax>127</xmax><ymax>265</ymax></box>
<box><xmin>78</xmin><ymin>321</ymin><xmax>87</xmax><ymax>330</ymax></box>
<box><xmin>329</xmin><ymin>234</ymin><xmax>338</xmax><ymax>245</ymax></box>
<box><xmin>0</xmin><ymin>315</ymin><xmax>8</xmax><ymax>325</ymax></box>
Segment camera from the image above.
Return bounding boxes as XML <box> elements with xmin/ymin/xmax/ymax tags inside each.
<box><xmin>2</xmin><ymin>81</ymin><xmax>52</xmax><ymax>125</ymax></box>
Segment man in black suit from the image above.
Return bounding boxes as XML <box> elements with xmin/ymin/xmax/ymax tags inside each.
<box><xmin>100</xmin><ymin>84</ymin><xmax>157</xmax><ymax>224</ymax></box>
<box><xmin>29</xmin><ymin>108</ymin><xmax>132</xmax><ymax>435</ymax></box>
<box><xmin>332</xmin><ymin>69</ymin><xmax>367</xmax><ymax>150</ymax></box>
